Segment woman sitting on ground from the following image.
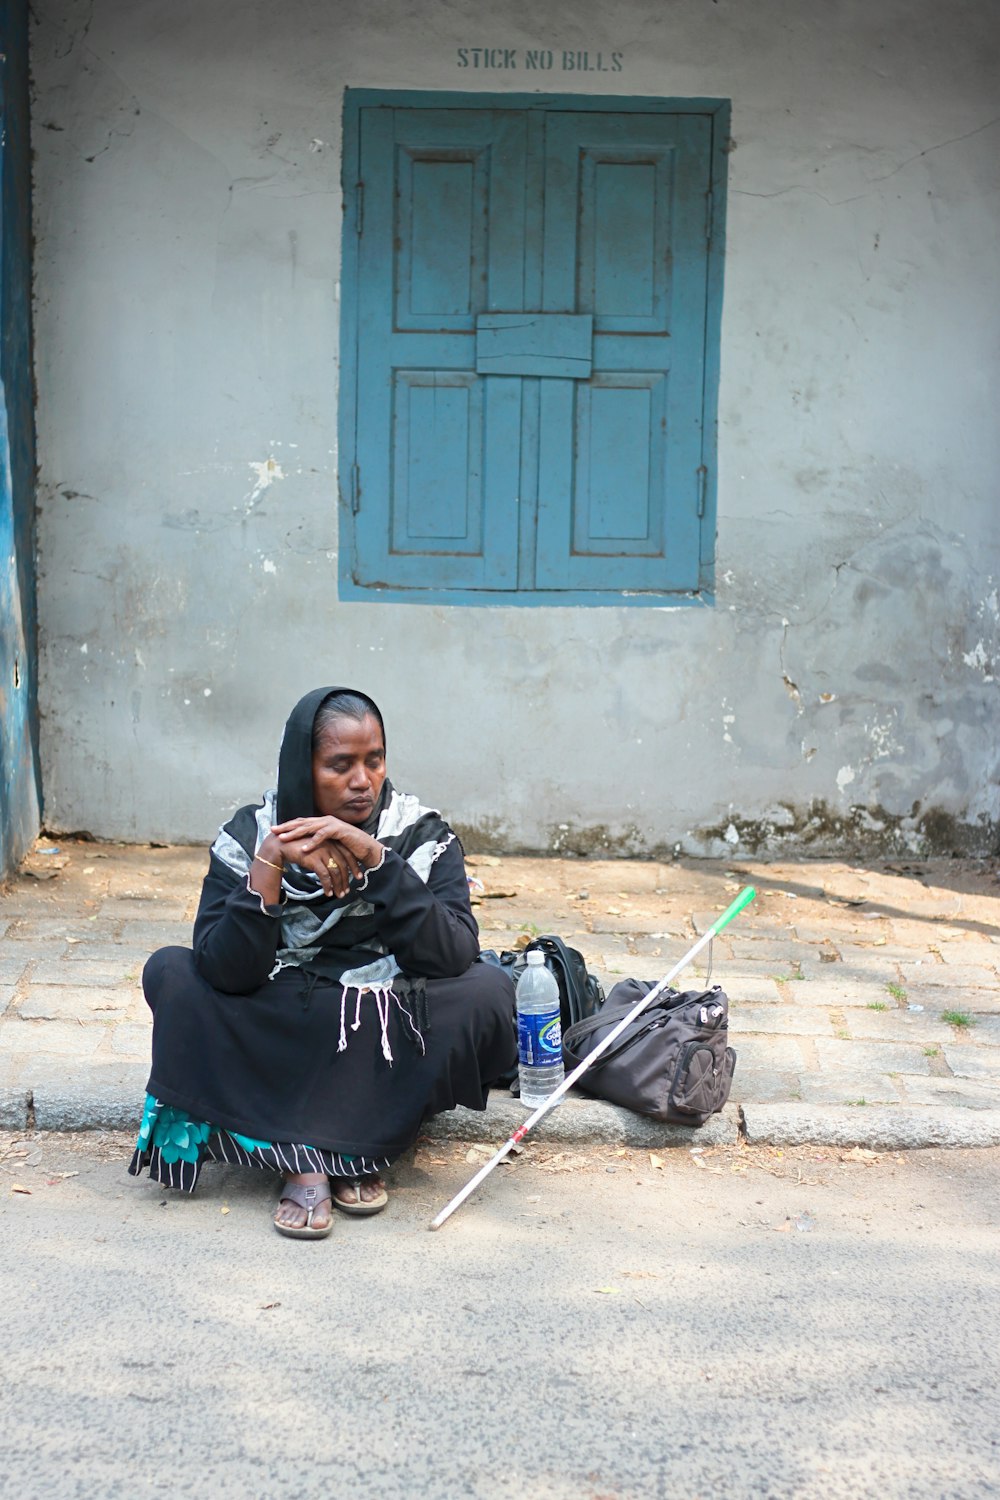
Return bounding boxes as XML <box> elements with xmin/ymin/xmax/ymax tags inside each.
<box><xmin>129</xmin><ymin>685</ymin><xmax>517</xmax><ymax>1238</ymax></box>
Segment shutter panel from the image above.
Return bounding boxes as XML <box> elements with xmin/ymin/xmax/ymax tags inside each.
<box><xmin>353</xmin><ymin>108</ymin><xmax>525</xmax><ymax>589</ymax></box>
<box><xmin>535</xmin><ymin>113</ymin><xmax>712</xmax><ymax>592</ymax></box>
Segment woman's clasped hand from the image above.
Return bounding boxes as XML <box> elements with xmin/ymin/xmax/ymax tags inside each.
<box><xmin>262</xmin><ymin>815</ymin><xmax>383</xmax><ymax>899</ymax></box>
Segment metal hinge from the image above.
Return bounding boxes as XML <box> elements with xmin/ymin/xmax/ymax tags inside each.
<box><xmin>704</xmin><ymin>189</ymin><xmax>714</xmax><ymax>244</ymax></box>
<box><xmin>355</xmin><ymin>182</ymin><xmax>364</xmax><ymax>236</ymax></box>
<box><xmin>696</xmin><ymin>465</ymin><xmax>708</xmax><ymax>518</ymax></box>
<box><xmin>350</xmin><ymin>462</ymin><xmax>361</xmax><ymax>514</ymax></box>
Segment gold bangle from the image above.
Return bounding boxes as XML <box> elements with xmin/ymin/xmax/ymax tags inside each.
<box><xmin>253</xmin><ymin>855</ymin><xmax>284</xmax><ymax>874</ymax></box>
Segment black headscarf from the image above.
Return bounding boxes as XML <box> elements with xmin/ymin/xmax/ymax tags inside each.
<box><xmin>274</xmin><ymin>686</ymin><xmax>386</xmax><ymax>827</ymax></box>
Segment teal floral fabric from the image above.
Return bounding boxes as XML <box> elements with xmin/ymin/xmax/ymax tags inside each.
<box><xmin>136</xmin><ymin>1096</ymin><xmax>217</xmax><ymax>1164</ymax></box>
<box><xmin>129</xmin><ymin>1093</ymin><xmax>381</xmax><ymax>1193</ymax></box>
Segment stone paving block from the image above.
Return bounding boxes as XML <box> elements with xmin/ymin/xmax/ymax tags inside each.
<box><xmin>830</xmin><ymin>952</ymin><xmax>910</xmax><ymax>977</ymax></box>
<box><xmin>849</xmin><ymin>918</ymin><xmax>896</xmax><ymax>938</ymax></box>
<box><xmin>15</xmin><ymin>987</ymin><xmax>129</xmax><ymax>1022</ymax></box>
<box><xmin>903</xmin><ymin>983</ymin><xmax>1000</xmax><ymax>1015</ymax></box>
<box><xmin>967</xmin><ymin>1015</ymin><xmax>1000</xmax><ymax>1044</ymax></box>
<box><xmin>598</xmin><ymin>954</ymin><xmax>638</xmax><ymax>978</ymax></box>
<box><xmin>791</xmin><ymin>924</ymin><xmax>906</xmax><ymax>948</ymax></box>
<box><xmin>58</xmin><ymin>942</ymin><xmax>154</xmax><ymax>966</ymax></box>
<box><xmin>898</xmin><ymin>962</ymin><xmax>998</xmax><ymax>989</ymax></box>
<box><xmin>628</xmin><ymin>933</ymin><xmax>694</xmax><ymax>956</ymax></box>
<box><xmin>813</xmin><ymin>1038</ymin><xmax>931</xmax><ymax>1075</ymax></box>
<box><xmin>97</xmin><ymin>897</ymin><xmax>192</xmax><ymax>922</ymax></box>
<box><xmin>831</xmin><ymin>945</ymin><xmax>929</xmax><ymax>965</ymax></box>
<box><xmin>887</xmin><ymin>920</ymin><xmax>998</xmax><ymax>947</ymax></box>
<box><xmin>842</xmin><ymin>1007</ymin><xmax>951</xmax><ymax>1046</ymax></box>
<box><xmin>933</xmin><ymin>940</ymin><xmax>1000</xmax><ymax>965</ymax></box>
<box><xmin>0</xmin><ymin>941</ymin><xmax>69</xmax><ymax>969</ymax></box>
<box><xmin>478</xmin><ymin>918</ymin><xmax>518</xmax><ymax>936</ymax></box>
<box><xmin>0</xmin><ymin>984</ymin><xmax>16</xmax><ymax>1014</ymax></box>
<box><xmin>106</xmin><ymin>869</ymin><xmax>197</xmax><ymax>897</ymax></box>
<box><xmin>692</xmin><ymin>911</ymin><xmax>798</xmax><ymax>938</ymax></box>
<box><xmin>0</xmin><ymin>956</ymin><xmax>32</xmax><ymax>985</ymax></box>
<box><xmin>718</xmin><ymin>938</ymin><xmax>807</xmax><ymax>963</ymax></box>
<box><xmin>108</xmin><ymin>1021</ymin><xmax>152</xmax><ymax>1056</ymax></box>
<box><xmin>897</xmin><ymin>1076</ymin><xmax>1000</xmax><ymax>1111</ymax></box>
<box><xmin>792</xmin><ymin>979</ymin><xmax>890</xmax><ymax>1008</ymax></box>
<box><xmin>943</xmin><ymin>1046</ymin><xmax>1000</xmax><ymax>1082</ymax></box>
<box><xmin>795</xmin><ymin>1074</ymin><xmax>904</xmax><ymax>1107</ymax></box>
<box><xmin>118</xmin><ymin>921</ymin><xmax>194</xmax><ymax>948</ymax></box>
<box><xmin>724</xmin><ymin>976</ymin><xmax>784</xmax><ymax>1003</ymax></box>
<box><xmin>710</xmin><ymin>966</ymin><xmax>839</xmax><ymax>1002</ymax></box>
<box><xmin>730</xmin><ymin>1005</ymin><xmax>835</xmax><ymax>1037</ymax></box>
<box><xmin>0</xmin><ymin>1018</ymin><xmax>106</xmax><ymax>1057</ymax></box>
<box><xmin>730</xmin><ymin>1070</ymin><xmax>802</xmax><ymax>1104</ymax></box>
<box><xmin>727</xmin><ymin>1035</ymin><xmax>810</xmax><ymax>1072</ymax></box>
<box><xmin>600</xmin><ymin>958</ymin><xmax>663</xmax><ymax>982</ymax></box>
<box><xmin>589</xmin><ymin>913</ymin><xmax>672</xmax><ymax>936</ymax></box>
<box><xmin>29</xmin><ymin>958</ymin><xmax>140</xmax><ymax>986</ymax></box>
<box><xmin>5</xmin><ymin>918</ymin><xmax>107</xmax><ymax>943</ymax></box>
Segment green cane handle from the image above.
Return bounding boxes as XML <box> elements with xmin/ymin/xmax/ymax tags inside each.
<box><xmin>710</xmin><ymin>885</ymin><xmax>756</xmax><ymax>936</ymax></box>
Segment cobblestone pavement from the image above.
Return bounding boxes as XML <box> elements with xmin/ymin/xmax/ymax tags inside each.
<box><xmin>1</xmin><ymin>840</ymin><xmax>999</xmax><ymax>1147</ymax></box>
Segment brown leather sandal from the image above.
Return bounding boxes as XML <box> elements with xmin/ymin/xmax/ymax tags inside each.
<box><xmin>273</xmin><ymin>1178</ymin><xmax>334</xmax><ymax>1239</ymax></box>
<box><xmin>332</xmin><ymin>1176</ymin><xmax>389</xmax><ymax>1217</ymax></box>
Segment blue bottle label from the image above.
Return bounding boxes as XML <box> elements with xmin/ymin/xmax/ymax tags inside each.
<box><xmin>517</xmin><ymin>1010</ymin><xmax>563</xmax><ymax>1067</ymax></box>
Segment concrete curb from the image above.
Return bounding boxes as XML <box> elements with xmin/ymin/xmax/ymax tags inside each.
<box><xmin>4</xmin><ymin>1078</ymin><xmax>1000</xmax><ymax>1151</ymax></box>
<box><xmin>740</xmin><ymin>1102</ymin><xmax>1000</xmax><ymax>1150</ymax></box>
<box><xmin>425</xmin><ymin>1096</ymin><xmax>741</xmax><ymax>1148</ymax></box>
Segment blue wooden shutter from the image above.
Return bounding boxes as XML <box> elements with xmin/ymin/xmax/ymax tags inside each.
<box><xmin>344</xmin><ymin>96</ymin><xmax>719</xmax><ymax>601</ymax></box>
<box><xmin>535</xmin><ymin>113</ymin><xmax>711</xmax><ymax>592</ymax></box>
<box><xmin>353</xmin><ymin>108</ymin><xmax>526</xmax><ymax>590</ymax></box>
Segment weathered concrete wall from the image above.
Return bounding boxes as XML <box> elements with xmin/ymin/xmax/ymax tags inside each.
<box><xmin>31</xmin><ymin>0</ymin><xmax>999</xmax><ymax>855</ymax></box>
<box><xmin>0</xmin><ymin>0</ymin><xmax>41</xmax><ymax>877</ymax></box>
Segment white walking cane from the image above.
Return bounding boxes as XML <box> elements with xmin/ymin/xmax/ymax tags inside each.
<box><xmin>429</xmin><ymin>885</ymin><xmax>756</xmax><ymax>1231</ymax></box>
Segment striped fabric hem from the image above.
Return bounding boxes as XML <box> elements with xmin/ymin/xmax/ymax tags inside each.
<box><xmin>128</xmin><ymin>1133</ymin><xmax>391</xmax><ymax>1195</ymax></box>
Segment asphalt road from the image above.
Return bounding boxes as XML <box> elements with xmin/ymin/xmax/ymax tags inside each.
<box><xmin>1</xmin><ymin>1132</ymin><xmax>998</xmax><ymax>1500</ymax></box>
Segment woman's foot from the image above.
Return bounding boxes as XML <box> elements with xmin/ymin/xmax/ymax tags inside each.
<box><xmin>273</xmin><ymin>1172</ymin><xmax>333</xmax><ymax>1238</ymax></box>
<box><xmin>331</xmin><ymin>1175</ymin><xmax>389</xmax><ymax>1216</ymax></box>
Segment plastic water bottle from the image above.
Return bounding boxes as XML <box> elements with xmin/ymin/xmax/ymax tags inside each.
<box><xmin>516</xmin><ymin>951</ymin><xmax>565</xmax><ymax>1109</ymax></box>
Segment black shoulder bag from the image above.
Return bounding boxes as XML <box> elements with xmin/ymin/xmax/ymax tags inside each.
<box><xmin>561</xmin><ymin>978</ymin><xmax>736</xmax><ymax>1126</ymax></box>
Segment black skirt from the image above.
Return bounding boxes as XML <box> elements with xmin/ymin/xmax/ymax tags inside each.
<box><xmin>136</xmin><ymin>946</ymin><xmax>517</xmax><ymax>1162</ymax></box>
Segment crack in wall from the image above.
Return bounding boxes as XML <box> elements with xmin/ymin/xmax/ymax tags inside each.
<box><xmin>733</xmin><ymin>113</ymin><xmax>1000</xmax><ymax>207</ymax></box>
